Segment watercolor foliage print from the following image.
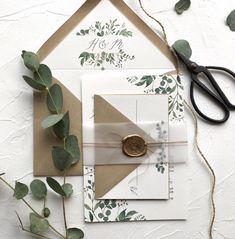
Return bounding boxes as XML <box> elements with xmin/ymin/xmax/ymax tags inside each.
<box><xmin>154</xmin><ymin>121</ymin><xmax>168</xmax><ymax>174</ymax></box>
<box><xmin>84</xmin><ymin>167</ymin><xmax>146</xmax><ymax>223</ymax></box>
<box><xmin>84</xmin><ymin>74</ymin><xmax>183</xmax><ymax>222</ymax></box>
<box><xmin>76</xmin><ymin>19</ymin><xmax>135</xmax><ymax>69</ymax></box>
<box><xmin>127</xmin><ymin>74</ymin><xmax>184</xmax><ymax>120</ymax></box>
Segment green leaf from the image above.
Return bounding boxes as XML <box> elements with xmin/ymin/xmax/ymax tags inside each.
<box><xmin>79</xmin><ymin>52</ymin><xmax>90</xmax><ymax>66</ymax></box>
<box><xmin>89</xmin><ymin>211</ymin><xmax>94</xmax><ymax>222</ymax></box>
<box><xmin>23</xmin><ymin>75</ymin><xmax>46</xmax><ymax>91</ymax></box>
<box><xmin>116</xmin><ymin>209</ymin><xmax>126</xmax><ymax>221</ymax></box>
<box><xmin>84</xmin><ymin>204</ymin><xmax>92</xmax><ymax>211</ymax></box>
<box><xmin>52</xmin><ymin>146</ymin><xmax>73</xmax><ymax>171</ymax></box>
<box><xmin>135</xmin><ymin>81</ymin><xmax>145</xmax><ymax>86</ymax></box>
<box><xmin>53</xmin><ymin>112</ymin><xmax>70</xmax><ymax>139</ymax></box>
<box><xmin>46</xmin><ymin>177</ymin><xmax>66</xmax><ymax>197</ymax></box>
<box><xmin>65</xmin><ymin>135</ymin><xmax>80</xmax><ymax>165</ymax></box>
<box><xmin>14</xmin><ymin>182</ymin><xmax>29</xmax><ymax>199</ymax></box>
<box><xmin>226</xmin><ymin>9</ymin><xmax>235</xmax><ymax>31</ymax></box>
<box><xmin>175</xmin><ymin>0</ymin><xmax>191</xmax><ymax>15</ymax></box>
<box><xmin>177</xmin><ymin>75</ymin><xmax>182</xmax><ymax>84</ymax></box>
<box><xmin>67</xmin><ymin>228</ymin><xmax>84</xmax><ymax>239</ymax></box>
<box><xmin>35</xmin><ymin>64</ymin><xmax>52</xmax><ymax>87</ymax></box>
<box><xmin>126</xmin><ymin>210</ymin><xmax>138</xmax><ymax>218</ymax></box>
<box><xmin>22</xmin><ymin>51</ymin><xmax>40</xmax><ymax>72</ymax></box>
<box><xmin>172</xmin><ymin>39</ymin><xmax>192</xmax><ymax>59</ymax></box>
<box><xmin>29</xmin><ymin>213</ymin><xmax>49</xmax><ymax>233</ymax></box>
<box><xmin>30</xmin><ymin>179</ymin><xmax>47</xmax><ymax>199</ymax></box>
<box><xmin>41</xmin><ymin>114</ymin><xmax>64</xmax><ymax>129</ymax></box>
<box><xmin>47</xmin><ymin>84</ymin><xmax>63</xmax><ymax>114</ymax></box>
<box><xmin>62</xmin><ymin>183</ymin><xmax>73</xmax><ymax>198</ymax></box>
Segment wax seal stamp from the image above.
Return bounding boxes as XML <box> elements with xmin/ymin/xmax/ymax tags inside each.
<box><xmin>122</xmin><ymin>134</ymin><xmax>147</xmax><ymax>157</ymax></box>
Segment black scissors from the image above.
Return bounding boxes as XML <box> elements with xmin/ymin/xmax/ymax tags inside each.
<box><xmin>175</xmin><ymin>51</ymin><xmax>235</xmax><ymax>124</ymax></box>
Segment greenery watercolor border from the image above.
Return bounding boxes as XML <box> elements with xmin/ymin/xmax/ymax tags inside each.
<box><xmin>83</xmin><ymin>74</ymin><xmax>184</xmax><ymax>223</ymax></box>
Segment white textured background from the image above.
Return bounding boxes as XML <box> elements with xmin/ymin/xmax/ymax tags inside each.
<box><xmin>1</xmin><ymin>0</ymin><xmax>235</xmax><ymax>238</ymax></box>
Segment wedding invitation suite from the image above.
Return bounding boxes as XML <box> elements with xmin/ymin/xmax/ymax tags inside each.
<box><xmin>32</xmin><ymin>0</ymin><xmax>189</xmax><ymax>224</ymax></box>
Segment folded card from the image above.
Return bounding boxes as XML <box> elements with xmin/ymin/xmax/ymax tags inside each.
<box><xmin>82</xmin><ymin>71</ymin><xmax>188</xmax><ymax>222</ymax></box>
<box><xmin>83</xmin><ymin>94</ymin><xmax>170</xmax><ymax>200</ymax></box>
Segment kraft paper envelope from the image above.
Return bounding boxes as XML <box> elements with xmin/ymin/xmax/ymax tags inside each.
<box><xmin>93</xmin><ymin>95</ymin><xmax>168</xmax><ymax>198</ymax></box>
<box><xmin>34</xmin><ymin>0</ymin><xmax>178</xmax><ymax>176</ymax></box>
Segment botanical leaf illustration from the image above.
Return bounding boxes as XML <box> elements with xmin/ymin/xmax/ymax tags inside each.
<box><xmin>127</xmin><ymin>74</ymin><xmax>184</xmax><ymax>120</ymax></box>
<box><xmin>83</xmin><ymin>168</ymin><xmax>146</xmax><ymax>222</ymax></box>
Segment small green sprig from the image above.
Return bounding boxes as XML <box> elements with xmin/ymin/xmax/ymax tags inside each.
<box><xmin>0</xmin><ymin>175</ymin><xmax>84</xmax><ymax>239</ymax></box>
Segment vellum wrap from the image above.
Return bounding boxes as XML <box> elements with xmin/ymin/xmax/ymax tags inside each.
<box><xmin>84</xmin><ymin>122</ymin><xmax>167</xmax><ymax>165</ymax></box>
<box><xmin>93</xmin><ymin>95</ymin><xmax>188</xmax><ymax>198</ymax></box>
<box><xmin>83</xmin><ymin>122</ymin><xmax>187</xmax><ymax>166</ymax></box>
<box><xmin>34</xmin><ymin>0</ymin><xmax>178</xmax><ymax>176</ymax></box>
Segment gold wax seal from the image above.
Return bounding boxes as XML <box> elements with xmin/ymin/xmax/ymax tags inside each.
<box><xmin>122</xmin><ymin>134</ymin><xmax>147</xmax><ymax>157</ymax></box>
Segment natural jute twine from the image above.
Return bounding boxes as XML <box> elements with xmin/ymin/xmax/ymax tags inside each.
<box><xmin>138</xmin><ymin>1</ymin><xmax>216</xmax><ymax>238</ymax></box>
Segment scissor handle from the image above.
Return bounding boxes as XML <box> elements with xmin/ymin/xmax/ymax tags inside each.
<box><xmin>206</xmin><ymin>66</ymin><xmax>235</xmax><ymax>109</ymax></box>
<box><xmin>190</xmin><ymin>71</ymin><xmax>230</xmax><ymax>124</ymax></box>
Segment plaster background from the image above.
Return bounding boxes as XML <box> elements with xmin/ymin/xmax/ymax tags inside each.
<box><xmin>0</xmin><ymin>0</ymin><xmax>235</xmax><ymax>238</ymax></box>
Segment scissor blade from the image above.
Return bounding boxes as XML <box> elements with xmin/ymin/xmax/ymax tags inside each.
<box><xmin>175</xmin><ymin>51</ymin><xmax>194</xmax><ymax>68</ymax></box>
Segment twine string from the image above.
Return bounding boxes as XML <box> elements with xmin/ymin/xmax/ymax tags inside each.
<box><xmin>138</xmin><ymin>1</ymin><xmax>216</xmax><ymax>238</ymax></box>
<box><xmin>184</xmin><ymin>100</ymin><xmax>216</xmax><ymax>239</ymax></box>
<box><xmin>138</xmin><ymin>0</ymin><xmax>180</xmax><ymax>73</ymax></box>
<box><xmin>83</xmin><ymin>140</ymin><xmax>187</xmax><ymax>147</ymax></box>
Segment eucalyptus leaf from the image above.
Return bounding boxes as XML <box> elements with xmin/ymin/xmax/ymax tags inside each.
<box><xmin>47</xmin><ymin>84</ymin><xmax>63</xmax><ymax>114</ymax></box>
<box><xmin>29</xmin><ymin>213</ymin><xmax>49</xmax><ymax>233</ymax></box>
<box><xmin>62</xmin><ymin>183</ymin><xmax>73</xmax><ymax>198</ymax></box>
<box><xmin>41</xmin><ymin>114</ymin><xmax>64</xmax><ymax>129</ymax></box>
<box><xmin>53</xmin><ymin>112</ymin><xmax>70</xmax><ymax>139</ymax></box>
<box><xmin>65</xmin><ymin>135</ymin><xmax>80</xmax><ymax>165</ymax></box>
<box><xmin>23</xmin><ymin>75</ymin><xmax>46</xmax><ymax>91</ymax></box>
<box><xmin>172</xmin><ymin>39</ymin><xmax>192</xmax><ymax>58</ymax></box>
<box><xmin>30</xmin><ymin>179</ymin><xmax>47</xmax><ymax>199</ymax></box>
<box><xmin>175</xmin><ymin>0</ymin><xmax>191</xmax><ymax>15</ymax></box>
<box><xmin>14</xmin><ymin>182</ymin><xmax>29</xmax><ymax>200</ymax></box>
<box><xmin>21</xmin><ymin>51</ymin><xmax>40</xmax><ymax>72</ymax></box>
<box><xmin>68</xmin><ymin>228</ymin><xmax>84</xmax><ymax>239</ymax></box>
<box><xmin>46</xmin><ymin>177</ymin><xmax>66</xmax><ymax>197</ymax></box>
<box><xmin>34</xmin><ymin>64</ymin><xmax>52</xmax><ymax>87</ymax></box>
<box><xmin>226</xmin><ymin>9</ymin><xmax>235</xmax><ymax>31</ymax></box>
<box><xmin>52</xmin><ymin>146</ymin><xmax>73</xmax><ymax>171</ymax></box>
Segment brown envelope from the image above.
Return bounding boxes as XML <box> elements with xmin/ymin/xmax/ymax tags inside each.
<box><xmin>34</xmin><ymin>78</ymin><xmax>83</xmax><ymax>176</ymax></box>
<box><xmin>94</xmin><ymin>95</ymin><xmax>160</xmax><ymax>198</ymax></box>
<box><xmin>35</xmin><ymin>0</ymin><xmax>177</xmax><ymax>176</ymax></box>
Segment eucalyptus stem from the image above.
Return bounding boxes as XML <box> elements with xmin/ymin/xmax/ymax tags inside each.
<box><xmin>35</xmin><ymin>69</ymin><xmax>60</xmax><ymax>115</ymax></box>
<box><xmin>62</xmin><ymin>169</ymin><xmax>68</xmax><ymax>239</ymax></box>
<box><xmin>43</xmin><ymin>197</ymin><xmax>46</xmax><ymax>211</ymax></box>
<box><xmin>62</xmin><ymin>197</ymin><xmax>68</xmax><ymax>239</ymax></box>
<box><xmin>46</xmin><ymin>87</ymin><xmax>60</xmax><ymax>114</ymax></box>
<box><xmin>0</xmin><ymin>176</ymin><xmax>65</xmax><ymax>239</ymax></box>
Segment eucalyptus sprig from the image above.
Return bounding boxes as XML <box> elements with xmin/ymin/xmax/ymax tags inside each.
<box><xmin>0</xmin><ymin>51</ymin><xmax>83</xmax><ymax>239</ymax></box>
<box><xmin>21</xmin><ymin>50</ymin><xmax>80</xmax><ymax>172</ymax></box>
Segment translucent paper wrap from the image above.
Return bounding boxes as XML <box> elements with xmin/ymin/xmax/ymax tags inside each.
<box><xmin>83</xmin><ymin>121</ymin><xmax>188</xmax><ymax>166</ymax></box>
